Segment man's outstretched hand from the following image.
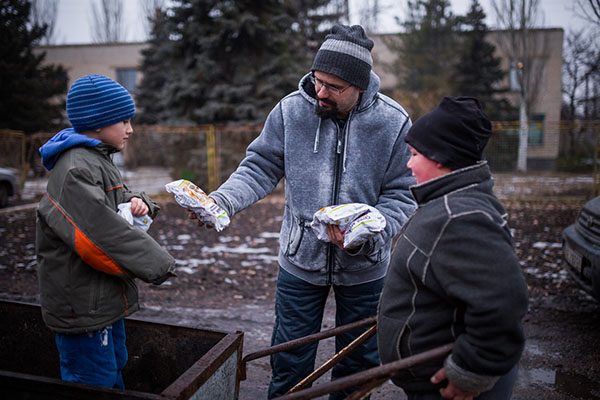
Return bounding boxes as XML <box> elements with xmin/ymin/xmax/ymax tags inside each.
<box><xmin>187</xmin><ymin>197</ymin><xmax>216</xmax><ymax>229</ymax></box>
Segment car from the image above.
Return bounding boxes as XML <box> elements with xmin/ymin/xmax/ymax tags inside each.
<box><xmin>0</xmin><ymin>167</ymin><xmax>20</xmax><ymax>208</ymax></box>
<box><xmin>562</xmin><ymin>196</ymin><xmax>600</xmax><ymax>301</ymax></box>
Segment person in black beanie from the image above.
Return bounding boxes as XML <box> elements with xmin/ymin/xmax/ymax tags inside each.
<box><xmin>377</xmin><ymin>97</ymin><xmax>528</xmax><ymax>400</ymax></box>
<box><xmin>192</xmin><ymin>24</ymin><xmax>415</xmax><ymax>399</ymax></box>
<box><xmin>405</xmin><ymin>97</ymin><xmax>493</xmax><ymax>172</ymax></box>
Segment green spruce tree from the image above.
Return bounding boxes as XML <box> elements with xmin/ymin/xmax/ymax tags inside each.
<box><xmin>387</xmin><ymin>0</ymin><xmax>459</xmax><ymax>118</ymax></box>
<box><xmin>452</xmin><ymin>0</ymin><xmax>513</xmax><ymax>120</ymax></box>
<box><xmin>452</xmin><ymin>0</ymin><xmax>517</xmax><ymax>171</ymax></box>
<box><xmin>0</xmin><ymin>0</ymin><xmax>67</xmax><ymax>133</ymax></box>
<box><xmin>137</xmin><ymin>0</ymin><xmax>333</xmax><ymax>125</ymax></box>
<box><xmin>136</xmin><ymin>7</ymin><xmax>174</xmax><ymax>125</ymax></box>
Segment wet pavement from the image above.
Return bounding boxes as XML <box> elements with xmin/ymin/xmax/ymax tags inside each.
<box><xmin>130</xmin><ymin>290</ymin><xmax>600</xmax><ymax>400</ymax></box>
<box><xmin>5</xmin><ymin>168</ymin><xmax>600</xmax><ymax>399</ymax></box>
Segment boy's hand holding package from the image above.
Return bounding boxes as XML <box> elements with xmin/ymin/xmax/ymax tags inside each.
<box><xmin>129</xmin><ymin>197</ymin><xmax>149</xmax><ymax>216</ymax></box>
<box><xmin>118</xmin><ymin>199</ymin><xmax>153</xmax><ymax>232</ymax></box>
<box><xmin>311</xmin><ymin>203</ymin><xmax>386</xmax><ymax>250</ymax></box>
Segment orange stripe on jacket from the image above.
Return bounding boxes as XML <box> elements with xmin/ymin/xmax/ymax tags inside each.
<box><xmin>105</xmin><ymin>185</ymin><xmax>124</xmax><ymax>192</ymax></box>
<box><xmin>46</xmin><ymin>193</ymin><xmax>127</xmax><ymax>277</ymax></box>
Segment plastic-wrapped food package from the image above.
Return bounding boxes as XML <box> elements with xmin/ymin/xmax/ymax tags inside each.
<box><xmin>117</xmin><ymin>202</ymin><xmax>153</xmax><ymax>232</ymax></box>
<box><xmin>311</xmin><ymin>203</ymin><xmax>386</xmax><ymax>248</ymax></box>
<box><xmin>165</xmin><ymin>179</ymin><xmax>230</xmax><ymax>232</ymax></box>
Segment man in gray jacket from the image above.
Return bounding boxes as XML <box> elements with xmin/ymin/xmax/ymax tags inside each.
<box><xmin>205</xmin><ymin>24</ymin><xmax>415</xmax><ymax>398</ymax></box>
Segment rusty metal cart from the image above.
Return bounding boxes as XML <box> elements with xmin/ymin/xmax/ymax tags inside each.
<box><xmin>0</xmin><ymin>300</ymin><xmax>244</xmax><ymax>399</ymax></box>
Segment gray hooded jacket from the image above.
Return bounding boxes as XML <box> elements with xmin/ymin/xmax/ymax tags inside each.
<box><xmin>210</xmin><ymin>72</ymin><xmax>415</xmax><ymax>286</ymax></box>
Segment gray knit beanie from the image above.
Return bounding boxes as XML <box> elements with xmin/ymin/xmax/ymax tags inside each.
<box><xmin>311</xmin><ymin>24</ymin><xmax>374</xmax><ymax>90</ymax></box>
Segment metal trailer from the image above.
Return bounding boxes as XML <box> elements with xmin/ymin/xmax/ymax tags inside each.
<box><xmin>1</xmin><ymin>300</ymin><xmax>451</xmax><ymax>400</ymax></box>
<box><xmin>0</xmin><ymin>300</ymin><xmax>244</xmax><ymax>400</ymax></box>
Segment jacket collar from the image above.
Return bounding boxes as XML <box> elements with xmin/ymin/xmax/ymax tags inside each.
<box><xmin>97</xmin><ymin>142</ymin><xmax>119</xmax><ymax>156</ymax></box>
<box><xmin>410</xmin><ymin>162</ymin><xmax>492</xmax><ymax>205</ymax></box>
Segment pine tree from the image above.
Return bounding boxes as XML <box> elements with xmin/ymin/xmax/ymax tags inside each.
<box><xmin>136</xmin><ymin>7</ymin><xmax>174</xmax><ymax>124</ymax></box>
<box><xmin>137</xmin><ymin>0</ymin><xmax>333</xmax><ymax>125</ymax></box>
<box><xmin>452</xmin><ymin>0</ymin><xmax>513</xmax><ymax>120</ymax></box>
<box><xmin>0</xmin><ymin>0</ymin><xmax>68</xmax><ymax>133</ymax></box>
<box><xmin>387</xmin><ymin>0</ymin><xmax>459</xmax><ymax>117</ymax></box>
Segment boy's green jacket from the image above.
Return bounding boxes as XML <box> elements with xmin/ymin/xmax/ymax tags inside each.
<box><xmin>36</xmin><ymin>132</ymin><xmax>175</xmax><ymax>334</ymax></box>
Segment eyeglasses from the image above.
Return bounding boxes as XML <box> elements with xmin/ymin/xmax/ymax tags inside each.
<box><xmin>310</xmin><ymin>73</ymin><xmax>352</xmax><ymax>96</ymax></box>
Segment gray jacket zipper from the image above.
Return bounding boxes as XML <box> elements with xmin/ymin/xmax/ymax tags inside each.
<box><xmin>327</xmin><ymin>118</ymin><xmax>349</xmax><ymax>285</ymax></box>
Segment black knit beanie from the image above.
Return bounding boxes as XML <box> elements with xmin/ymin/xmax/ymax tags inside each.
<box><xmin>311</xmin><ymin>24</ymin><xmax>374</xmax><ymax>90</ymax></box>
<box><xmin>405</xmin><ymin>97</ymin><xmax>493</xmax><ymax>170</ymax></box>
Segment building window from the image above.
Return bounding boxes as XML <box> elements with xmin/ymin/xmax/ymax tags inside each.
<box><xmin>505</xmin><ymin>113</ymin><xmax>545</xmax><ymax>145</ymax></box>
<box><xmin>116</xmin><ymin>68</ymin><xmax>137</xmax><ymax>94</ymax></box>
<box><xmin>528</xmin><ymin>114</ymin><xmax>544</xmax><ymax>145</ymax></box>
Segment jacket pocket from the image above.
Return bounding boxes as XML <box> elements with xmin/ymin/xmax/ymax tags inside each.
<box><xmin>286</xmin><ymin>215</ymin><xmax>306</xmax><ymax>257</ymax></box>
<box><xmin>366</xmin><ymin>248</ymin><xmax>382</xmax><ymax>264</ymax></box>
<box><xmin>87</xmin><ymin>272</ymin><xmax>102</xmax><ymax>314</ymax></box>
<box><xmin>377</xmin><ymin>313</ymin><xmax>404</xmax><ymax>364</ymax></box>
<box><xmin>283</xmin><ymin>215</ymin><xmax>327</xmax><ymax>272</ymax></box>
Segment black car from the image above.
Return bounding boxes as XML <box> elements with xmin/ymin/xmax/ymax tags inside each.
<box><xmin>562</xmin><ymin>196</ymin><xmax>600</xmax><ymax>301</ymax></box>
<box><xmin>0</xmin><ymin>167</ymin><xmax>20</xmax><ymax>208</ymax></box>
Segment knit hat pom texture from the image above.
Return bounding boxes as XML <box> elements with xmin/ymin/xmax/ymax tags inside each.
<box><xmin>311</xmin><ymin>24</ymin><xmax>374</xmax><ymax>90</ymax></box>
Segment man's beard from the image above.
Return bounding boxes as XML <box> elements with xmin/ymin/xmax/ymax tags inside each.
<box><xmin>315</xmin><ymin>98</ymin><xmax>338</xmax><ymax>119</ymax></box>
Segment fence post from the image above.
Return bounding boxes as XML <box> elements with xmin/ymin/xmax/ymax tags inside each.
<box><xmin>206</xmin><ymin>124</ymin><xmax>217</xmax><ymax>192</ymax></box>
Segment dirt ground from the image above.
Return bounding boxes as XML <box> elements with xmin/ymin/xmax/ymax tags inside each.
<box><xmin>1</xmin><ymin>172</ymin><xmax>600</xmax><ymax>399</ymax></box>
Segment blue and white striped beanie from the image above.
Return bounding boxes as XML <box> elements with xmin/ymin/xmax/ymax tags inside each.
<box><xmin>67</xmin><ymin>74</ymin><xmax>135</xmax><ymax>132</ymax></box>
<box><xmin>311</xmin><ymin>24</ymin><xmax>374</xmax><ymax>90</ymax></box>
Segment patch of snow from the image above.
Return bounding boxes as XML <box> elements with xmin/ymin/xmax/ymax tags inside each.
<box><xmin>248</xmin><ymin>254</ymin><xmax>279</xmax><ymax>263</ymax></box>
<box><xmin>201</xmin><ymin>244</ymin><xmax>272</xmax><ymax>255</ymax></box>
<box><xmin>259</xmin><ymin>232</ymin><xmax>280</xmax><ymax>239</ymax></box>
<box><xmin>532</xmin><ymin>242</ymin><xmax>562</xmax><ymax>249</ymax></box>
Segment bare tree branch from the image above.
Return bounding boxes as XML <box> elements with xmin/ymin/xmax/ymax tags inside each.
<box><xmin>357</xmin><ymin>0</ymin><xmax>378</xmax><ymax>33</ymax></box>
<box><xmin>139</xmin><ymin>0</ymin><xmax>166</xmax><ymax>39</ymax></box>
<box><xmin>491</xmin><ymin>0</ymin><xmax>546</xmax><ymax>172</ymax></box>
<box><xmin>90</xmin><ymin>0</ymin><xmax>127</xmax><ymax>43</ymax></box>
<box><xmin>570</xmin><ymin>0</ymin><xmax>600</xmax><ymax>27</ymax></box>
<box><xmin>591</xmin><ymin>0</ymin><xmax>600</xmax><ymax>20</ymax></box>
<box><xmin>30</xmin><ymin>0</ymin><xmax>59</xmax><ymax>45</ymax></box>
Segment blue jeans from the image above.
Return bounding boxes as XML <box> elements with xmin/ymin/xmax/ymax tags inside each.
<box><xmin>268</xmin><ymin>268</ymin><xmax>383</xmax><ymax>399</ymax></box>
<box><xmin>55</xmin><ymin>319</ymin><xmax>127</xmax><ymax>389</ymax></box>
<box><xmin>406</xmin><ymin>363</ymin><xmax>519</xmax><ymax>400</ymax></box>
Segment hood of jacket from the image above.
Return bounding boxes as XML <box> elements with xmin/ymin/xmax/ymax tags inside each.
<box><xmin>39</xmin><ymin>128</ymin><xmax>101</xmax><ymax>171</ymax></box>
<box><xmin>297</xmin><ymin>71</ymin><xmax>383</xmax><ymax>172</ymax></box>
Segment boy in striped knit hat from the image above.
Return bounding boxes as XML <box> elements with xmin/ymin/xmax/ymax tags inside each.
<box><xmin>36</xmin><ymin>74</ymin><xmax>175</xmax><ymax>389</ymax></box>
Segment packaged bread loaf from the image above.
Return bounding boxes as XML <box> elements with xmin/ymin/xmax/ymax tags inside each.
<box><xmin>311</xmin><ymin>203</ymin><xmax>386</xmax><ymax>248</ymax></box>
<box><xmin>165</xmin><ymin>179</ymin><xmax>230</xmax><ymax>232</ymax></box>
